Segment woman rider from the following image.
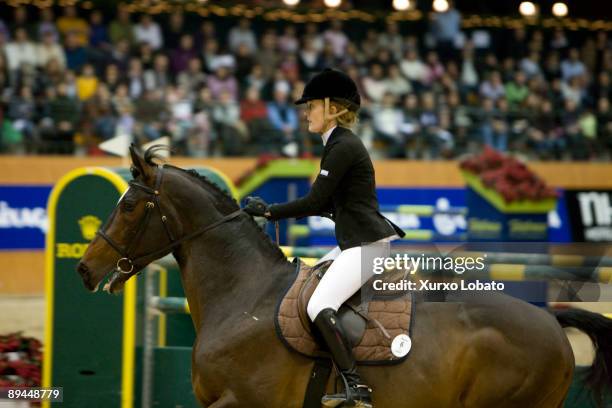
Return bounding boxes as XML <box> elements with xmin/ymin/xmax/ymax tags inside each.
<box><xmin>244</xmin><ymin>68</ymin><xmax>404</xmax><ymax>407</ymax></box>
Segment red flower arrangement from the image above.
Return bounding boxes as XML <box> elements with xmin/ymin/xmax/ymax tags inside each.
<box><xmin>460</xmin><ymin>147</ymin><xmax>558</xmax><ymax>203</ymax></box>
<box><xmin>0</xmin><ymin>332</ymin><xmax>42</xmax><ymax>387</ymax></box>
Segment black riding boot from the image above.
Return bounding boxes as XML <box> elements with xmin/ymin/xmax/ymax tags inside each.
<box><xmin>314</xmin><ymin>308</ymin><xmax>373</xmax><ymax>407</ymax></box>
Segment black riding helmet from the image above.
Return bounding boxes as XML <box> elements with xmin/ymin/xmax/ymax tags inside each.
<box><xmin>295</xmin><ymin>68</ymin><xmax>361</xmax><ymax>111</ymax></box>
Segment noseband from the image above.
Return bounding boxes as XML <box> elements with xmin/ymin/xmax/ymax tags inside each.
<box><xmin>97</xmin><ymin>166</ymin><xmax>242</xmax><ymax>274</ymax></box>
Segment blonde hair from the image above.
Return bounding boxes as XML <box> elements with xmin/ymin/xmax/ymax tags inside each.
<box><xmin>329</xmin><ymin>99</ymin><xmax>358</xmax><ymax>128</ymax></box>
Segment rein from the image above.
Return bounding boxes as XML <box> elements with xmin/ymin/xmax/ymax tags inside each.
<box><xmin>97</xmin><ymin>166</ymin><xmax>243</xmax><ymax>274</ymax></box>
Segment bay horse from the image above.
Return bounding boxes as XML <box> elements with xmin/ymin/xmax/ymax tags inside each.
<box><xmin>77</xmin><ymin>146</ymin><xmax>612</xmax><ymax>407</ymax></box>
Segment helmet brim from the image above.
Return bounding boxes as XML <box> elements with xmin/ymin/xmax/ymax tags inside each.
<box><xmin>294</xmin><ymin>96</ymin><xmax>316</xmax><ymax>105</ymax></box>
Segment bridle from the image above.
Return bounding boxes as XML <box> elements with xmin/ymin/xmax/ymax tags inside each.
<box><xmin>97</xmin><ymin>166</ymin><xmax>242</xmax><ymax>274</ymax></box>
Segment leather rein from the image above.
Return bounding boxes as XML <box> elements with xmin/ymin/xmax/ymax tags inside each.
<box><xmin>97</xmin><ymin>166</ymin><xmax>243</xmax><ymax>274</ymax></box>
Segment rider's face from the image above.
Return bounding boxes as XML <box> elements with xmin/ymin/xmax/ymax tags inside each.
<box><xmin>305</xmin><ymin>99</ymin><xmax>336</xmax><ymax>135</ymax></box>
<box><xmin>305</xmin><ymin>100</ymin><xmax>324</xmax><ymax>134</ymax></box>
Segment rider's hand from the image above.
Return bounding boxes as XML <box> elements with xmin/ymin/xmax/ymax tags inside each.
<box><xmin>244</xmin><ymin>196</ymin><xmax>270</xmax><ymax>218</ymax></box>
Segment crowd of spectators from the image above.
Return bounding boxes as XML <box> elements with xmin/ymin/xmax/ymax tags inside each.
<box><xmin>1</xmin><ymin>4</ymin><xmax>611</xmax><ymax>160</ymax></box>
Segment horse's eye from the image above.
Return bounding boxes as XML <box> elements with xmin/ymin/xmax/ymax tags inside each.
<box><xmin>122</xmin><ymin>201</ymin><xmax>136</xmax><ymax>212</ymax></box>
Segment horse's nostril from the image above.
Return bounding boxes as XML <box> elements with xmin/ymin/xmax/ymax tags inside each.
<box><xmin>77</xmin><ymin>262</ymin><xmax>89</xmax><ymax>276</ymax></box>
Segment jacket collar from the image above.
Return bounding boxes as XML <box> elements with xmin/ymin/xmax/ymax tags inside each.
<box><xmin>321</xmin><ymin>125</ymin><xmax>337</xmax><ymax>146</ymax></box>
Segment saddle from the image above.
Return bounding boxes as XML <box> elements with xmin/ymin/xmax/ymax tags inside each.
<box><xmin>275</xmin><ymin>259</ymin><xmax>415</xmax><ymax>364</ymax></box>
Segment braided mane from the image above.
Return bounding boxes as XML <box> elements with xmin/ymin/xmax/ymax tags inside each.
<box><xmin>142</xmin><ymin>146</ymin><xmax>286</xmax><ymax>262</ymax></box>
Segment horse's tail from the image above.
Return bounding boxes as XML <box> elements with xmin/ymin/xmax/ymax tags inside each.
<box><xmin>552</xmin><ymin>308</ymin><xmax>612</xmax><ymax>405</ymax></box>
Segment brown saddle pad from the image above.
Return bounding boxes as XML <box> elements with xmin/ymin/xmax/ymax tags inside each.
<box><xmin>275</xmin><ymin>258</ymin><xmax>414</xmax><ymax>364</ymax></box>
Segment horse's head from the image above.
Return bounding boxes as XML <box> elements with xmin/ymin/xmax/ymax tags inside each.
<box><xmin>76</xmin><ymin>145</ymin><xmax>185</xmax><ymax>294</ymax></box>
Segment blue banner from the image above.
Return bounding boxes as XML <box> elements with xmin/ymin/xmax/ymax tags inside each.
<box><xmin>0</xmin><ymin>186</ymin><xmax>51</xmax><ymax>250</ymax></box>
<box><xmin>306</xmin><ymin>187</ymin><xmax>572</xmax><ymax>246</ymax></box>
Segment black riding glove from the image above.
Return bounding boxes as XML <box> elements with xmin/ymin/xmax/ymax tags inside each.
<box><xmin>244</xmin><ymin>196</ymin><xmax>270</xmax><ymax>218</ymax></box>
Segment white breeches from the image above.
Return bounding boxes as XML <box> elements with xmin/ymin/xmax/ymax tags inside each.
<box><xmin>306</xmin><ymin>235</ymin><xmax>399</xmax><ymax>321</ymax></box>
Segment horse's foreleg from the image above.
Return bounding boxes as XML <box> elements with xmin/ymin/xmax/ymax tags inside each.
<box><xmin>205</xmin><ymin>390</ymin><xmax>239</xmax><ymax>408</ymax></box>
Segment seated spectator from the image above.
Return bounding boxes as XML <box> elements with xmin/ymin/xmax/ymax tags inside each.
<box><xmin>170</xmin><ymin>34</ymin><xmax>197</xmax><ymax>75</ymax></box>
<box><xmin>89</xmin><ymin>10</ymin><xmax>110</xmax><ymax>50</ymax></box>
<box><xmin>228</xmin><ymin>18</ymin><xmax>257</xmax><ymax>55</ymax></box>
<box><xmin>520</xmin><ymin>51</ymin><xmax>542</xmax><ymax>79</ymax></box>
<box><xmin>592</xmin><ymin>71</ymin><xmax>611</xmax><ymax>102</ymax></box>
<box><xmin>267</xmin><ymin>82</ymin><xmax>298</xmax><ymax>154</ymax></box>
<box><xmin>424</xmin><ymin>51</ymin><xmax>445</xmax><ymax>85</ymax></box>
<box><xmin>64</xmin><ymin>32</ymin><xmax>88</xmax><ymax>72</ymax></box>
<box><xmin>279</xmin><ymin>53</ymin><xmax>300</xmax><ymax>84</ymax></box>
<box><xmin>126</xmin><ymin>57</ymin><xmax>145</xmax><ymax>99</ymax></box>
<box><xmin>212</xmin><ymin>89</ymin><xmax>245</xmax><ymax>156</ymax></box>
<box><xmin>4</xmin><ymin>28</ymin><xmax>38</xmax><ymax>77</ymax></box>
<box><xmin>324</xmin><ymin>20</ymin><xmax>348</xmax><ymax>58</ymax></box>
<box><xmin>39</xmin><ymin>58</ymin><xmax>65</xmax><ymax>91</ymax></box>
<box><xmin>244</xmin><ymin>64</ymin><xmax>267</xmax><ymax>94</ymax></box>
<box><xmin>109</xmin><ymin>38</ymin><xmax>131</xmax><ymax>72</ymax></box>
<box><xmin>278</xmin><ymin>25</ymin><xmax>299</xmax><ymax>55</ymax></box>
<box><xmin>550</xmin><ymin>28</ymin><xmax>569</xmax><ymax>53</ymax></box>
<box><xmin>379</xmin><ymin>21</ymin><xmax>403</xmax><ymax>61</ymax></box>
<box><xmin>134</xmin><ymin>14</ymin><xmax>163</xmax><ymax>51</ymax></box>
<box><xmin>188</xmin><ymin>104</ymin><xmax>214</xmax><ymax>158</ymax></box>
<box><xmin>37</xmin><ymin>8</ymin><xmax>59</xmax><ymax>43</ymax></box>
<box><xmin>543</xmin><ymin>52</ymin><xmax>561</xmax><ymax>81</ymax></box>
<box><xmin>561</xmin><ymin>48</ymin><xmax>586</xmax><ymax>82</ymax></box>
<box><xmin>255</xmin><ymin>33</ymin><xmax>279</xmax><ymax>80</ymax></box>
<box><xmin>360</xmin><ymin>29</ymin><xmax>381</xmax><ymax>62</ymax></box>
<box><xmin>596</xmin><ymin>97</ymin><xmax>612</xmax><ymax>156</ymax></box>
<box><xmin>304</xmin><ymin>22</ymin><xmax>324</xmax><ymax>53</ymax></box>
<box><xmin>372</xmin><ymin>92</ymin><xmax>404</xmax><ymax>157</ymax></box>
<box><xmin>37</xmin><ymin>29</ymin><xmax>66</xmax><ymax>70</ymax></box>
<box><xmin>7</xmin><ymin>85</ymin><xmax>37</xmax><ymax>151</ymax></box>
<box><xmin>399</xmin><ymin>94</ymin><xmax>422</xmax><ymax>158</ymax></box>
<box><xmin>234</xmin><ymin>43</ymin><xmax>255</xmax><ymax>82</ymax></box>
<box><xmin>177</xmin><ymin>58</ymin><xmax>207</xmax><ymax>94</ymax></box>
<box><xmin>240</xmin><ymin>86</ymin><xmax>271</xmax><ymax>151</ymax></box>
<box><xmin>76</xmin><ymin>64</ymin><xmax>99</xmax><ymax>101</ymax></box>
<box><xmin>480</xmin><ymin>71</ymin><xmax>505</xmax><ymax>101</ymax></box>
<box><xmin>384</xmin><ymin>64</ymin><xmax>412</xmax><ymax>99</ymax></box>
<box><xmin>40</xmin><ymin>83</ymin><xmax>80</xmax><ymax>154</ymax></box>
<box><xmin>164</xmin><ymin>12</ymin><xmax>184</xmax><ymax>50</ymax></box>
<box><xmin>340</xmin><ymin>42</ymin><xmax>365</xmax><ymax>69</ymax></box>
<box><xmin>134</xmin><ymin>88</ymin><xmax>167</xmax><ymax>142</ymax></box>
<box><xmin>166</xmin><ymin>86</ymin><xmax>193</xmax><ymax>152</ymax></box>
<box><xmin>137</xmin><ymin>42</ymin><xmax>155</xmax><ymax>70</ymax></box>
<box><xmin>561</xmin><ymin>76</ymin><xmax>586</xmax><ymax>107</ymax></box>
<box><xmin>109</xmin><ymin>7</ymin><xmax>134</xmax><ymax>46</ymax></box>
<box><xmin>419</xmin><ymin>92</ymin><xmax>444</xmax><ymax>158</ymax></box>
<box><xmin>476</xmin><ymin>98</ymin><xmax>507</xmax><ymax>151</ymax></box>
<box><xmin>561</xmin><ymin>99</ymin><xmax>588</xmax><ymax>159</ymax></box>
<box><xmin>207</xmin><ymin>65</ymin><xmax>238</xmax><ymax>102</ymax></box>
<box><xmin>362</xmin><ymin>63</ymin><xmax>387</xmax><ymax>103</ymax></box>
<box><xmin>505</xmin><ymin>71</ymin><xmax>530</xmax><ymax>109</ymax></box>
<box><xmin>112</xmin><ymin>83</ymin><xmax>133</xmax><ymax>115</ymax></box>
<box><xmin>144</xmin><ymin>53</ymin><xmax>171</xmax><ymax>91</ymax></box>
<box><xmin>104</xmin><ymin>63</ymin><xmax>123</xmax><ymax>93</ymax></box>
<box><xmin>527</xmin><ymin>100</ymin><xmax>563</xmax><ymax>159</ymax></box>
<box><xmin>56</xmin><ymin>6</ymin><xmax>90</xmax><ymax>47</ymax></box>
<box><xmin>299</xmin><ymin>36</ymin><xmax>324</xmax><ymax>78</ymax></box>
<box><xmin>85</xmin><ymin>84</ymin><xmax>116</xmax><ymax>143</ymax></box>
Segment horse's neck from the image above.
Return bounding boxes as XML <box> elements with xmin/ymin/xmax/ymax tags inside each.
<box><xmin>174</xmin><ymin>220</ymin><xmax>292</xmax><ymax>332</ymax></box>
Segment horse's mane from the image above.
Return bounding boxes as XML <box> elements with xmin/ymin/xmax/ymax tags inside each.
<box><xmin>142</xmin><ymin>145</ymin><xmax>286</xmax><ymax>262</ymax></box>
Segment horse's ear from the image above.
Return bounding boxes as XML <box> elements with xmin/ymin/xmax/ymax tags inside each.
<box><xmin>129</xmin><ymin>144</ymin><xmax>154</xmax><ymax>182</ymax></box>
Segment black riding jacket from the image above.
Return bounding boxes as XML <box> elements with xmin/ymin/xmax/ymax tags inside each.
<box><xmin>268</xmin><ymin>126</ymin><xmax>405</xmax><ymax>250</ymax></box>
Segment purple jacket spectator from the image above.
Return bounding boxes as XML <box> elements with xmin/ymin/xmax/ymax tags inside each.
<box><xmin>206</xmin><ymin>66</ymin><xmax>238</xmax><ymax>102</ymax></box>
<box><xmin>170</xmin><ymin>35</ymin><xmax>197</xmax><ymax>74</ymax></box>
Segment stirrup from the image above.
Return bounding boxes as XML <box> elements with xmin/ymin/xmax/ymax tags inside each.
<box><xmin>321</xmin><ymin>387</ymin><xmax>373</xmax><ymax>408</ymax></box>
<box><xmin>321</xmin><ymin>371</ymin><xmax>373</xmax><ymax>407</ymax></box>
